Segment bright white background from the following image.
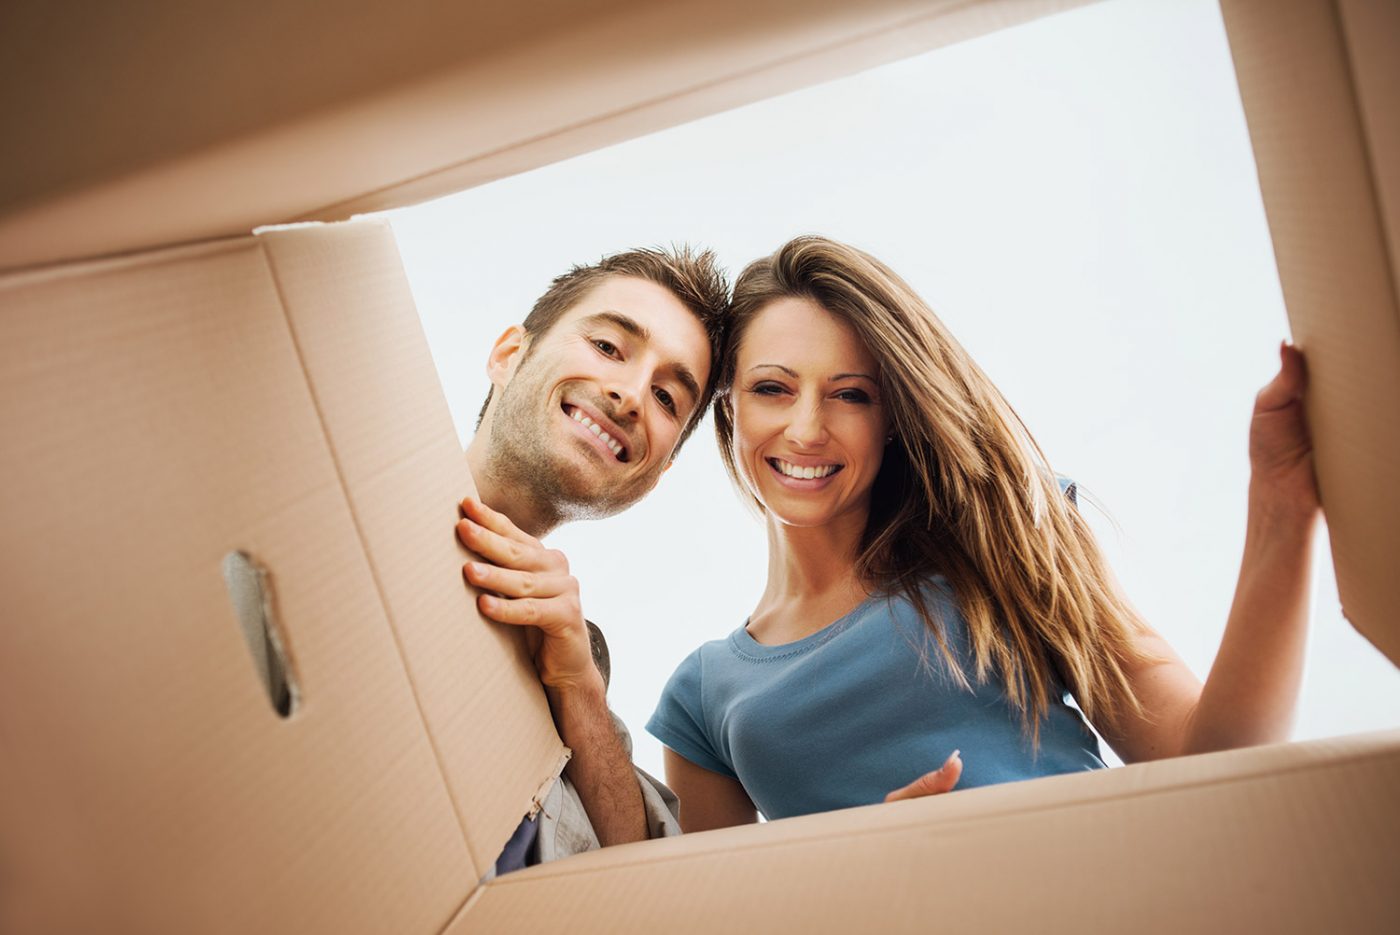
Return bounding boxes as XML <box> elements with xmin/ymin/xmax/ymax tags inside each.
<box><xmin>386</xmin><ymin>0</ymin><xmax>1399</xmax><ymax>780</ymax></box>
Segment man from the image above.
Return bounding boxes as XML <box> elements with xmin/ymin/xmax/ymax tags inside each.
<box><xmin>453</xmin><ymin>246</ymin><xmax>728</xmax><ymax>872</ymax></box>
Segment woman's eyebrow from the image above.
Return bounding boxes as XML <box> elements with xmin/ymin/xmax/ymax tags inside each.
<box><xmin>748</xmin><ymin>364</ymin><xmax>798</xmax><ymax>377</ymax></box>
<box><xmin>748</xmin><ymin>364</ymin><xmax>876</xmax><ymax>384</ymax></box>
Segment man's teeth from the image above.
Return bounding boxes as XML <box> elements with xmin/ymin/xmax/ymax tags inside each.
<box><xmin>569</xmin><ymin>407</ymin><xmax>624</xmax><ymax>458</ymax></box>
<box><xmin>773</xmin><ymin>459</ymin><xmax>839</xmax><ymax>480</ymax></box>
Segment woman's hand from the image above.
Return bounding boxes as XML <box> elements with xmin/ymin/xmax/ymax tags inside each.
<box><xmin>884</xmin><ymin>750</ymin><xmax>962</xmax><ymax>803</ymax></box>
<box><xmin>1248</xmin><ymin>342</ymin><xmax>1320</xmax><ymax>518</ymax></box>
<box><xmin>456</xmin><ymin>496</ymin><xmax>600</xmax><ymax>693</ymax></box>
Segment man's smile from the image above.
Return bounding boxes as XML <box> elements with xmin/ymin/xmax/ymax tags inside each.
<box><xmin>562</xmin><ymin>402</ymin><xmax>631</xmax><ymax>463</ymax></box>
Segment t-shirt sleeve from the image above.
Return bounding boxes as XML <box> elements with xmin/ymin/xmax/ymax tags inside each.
<box><xmin>645</xmin><ymin>647</ymin><xmax>736</xmax><ymax>779</ymax></box>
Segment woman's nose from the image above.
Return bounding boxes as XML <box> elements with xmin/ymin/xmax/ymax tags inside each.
<box><xmin>783</xmin><ymin>403</ymin><xmax>828</xmax><ymax>447</ymax></box>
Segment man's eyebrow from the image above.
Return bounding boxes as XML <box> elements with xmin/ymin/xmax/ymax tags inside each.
<box><xmin>580</xmin><ymin>311</ymin><xmax>649</xmax><ymax>340</ymax></box>
<box><xmin>583</xmin><ymin>310</ymin><xmax>700</xmax><ymax>408</ymax></box>
<box><xmin>672</xmin><ymin>365</ymin><xmax>701</xmax><ymax>409</ymax></box>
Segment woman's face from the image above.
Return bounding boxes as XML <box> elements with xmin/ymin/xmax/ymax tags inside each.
<box><xmin>730</xmin><ymin>297</ymin><xmax>888</xmax><ymax>532</ymax></box>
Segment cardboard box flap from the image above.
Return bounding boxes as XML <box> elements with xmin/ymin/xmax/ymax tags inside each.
<box><xmin>459</xmin><ymin>730</ymin><xmax>1400</xmax><ymax>933</ymax></box>
<box><xmin>0</xmin><ymin>232</ymin><xmax>475</xmax><ymax>932</ymax></box>
<box><xmin>1220</xmin><ymin>0</ymin><xmax>1400</xmax><ymax>667</ymax></box>
<box><xmin>0</xmin><ymin>0</ymin><xmax>1092</xmax><ymax>272</ymax></box>
<box><xmin>255</xmin><ymin>219</ymin><xmax>565</xmax><ymax>874</ymax></box>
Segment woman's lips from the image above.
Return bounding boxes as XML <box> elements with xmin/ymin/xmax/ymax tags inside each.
<box><xmin>766</xmin><ymin>457</ymin><xmax>843</xmax><ymax>489</ymax></box>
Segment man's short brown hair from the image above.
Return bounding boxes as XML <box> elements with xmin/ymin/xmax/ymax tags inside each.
<box><xmin>478</xmin><ymin>245</ymin><xmax>729</xmax><ymax>451</ymax></box>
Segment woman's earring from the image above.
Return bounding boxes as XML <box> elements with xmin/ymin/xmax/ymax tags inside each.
<box><xmin>885</xmin><ymin>433</ymin><xmax>896</xmax><ymax>445</ymax></box>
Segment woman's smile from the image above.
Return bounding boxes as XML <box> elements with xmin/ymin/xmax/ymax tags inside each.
<box><xmin>732</xmin><ymin>296</ymin><xmax>887</xmax><ymax>528</ymax></box>
<box><xmin>767</xmin><ymin>456</ymin><xmax>845</xmax><ymax>486</ymax></box>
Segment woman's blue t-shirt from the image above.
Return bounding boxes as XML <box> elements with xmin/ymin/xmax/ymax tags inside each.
<box><xmin>646</xmin><ymin>578</ymin><xmax>1107</xmax><ymax>821</ymax></box>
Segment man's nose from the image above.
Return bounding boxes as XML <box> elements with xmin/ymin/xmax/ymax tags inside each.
<box><xmin>604</xmin><ymin>370</ymin><xmax>646</xmax><ymax>419</ymax></box>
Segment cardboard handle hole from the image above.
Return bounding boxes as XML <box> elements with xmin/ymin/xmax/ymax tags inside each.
<box><xmin>221</xmin><ymin>551</ymin><xmax>298</xmax><ymax>718</ymax></box>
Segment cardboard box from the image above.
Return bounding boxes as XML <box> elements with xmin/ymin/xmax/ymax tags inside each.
<box><xmin>0</xmin><ymin>0</ymin><xmax>1396</xmax><ymax>932</ymax></box>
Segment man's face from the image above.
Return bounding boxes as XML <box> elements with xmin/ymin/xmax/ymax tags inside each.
<box><xmin>485</xmin><ymin>276</ymin><xmax>713</xmax><ymax>522</ymax></box>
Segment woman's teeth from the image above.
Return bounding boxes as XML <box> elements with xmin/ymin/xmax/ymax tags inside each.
<box><xmin>569</xmin><ymin>407</ymin><xmax>624</xmax><ymax>459</ymax></box>
<box><xmin>771</xmin><ymin>458</ymin><xmax>840</xmax><ymax>480</ymax></box>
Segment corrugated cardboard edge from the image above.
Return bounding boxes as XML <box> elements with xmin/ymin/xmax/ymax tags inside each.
<box><xmin>528</xmin><ymin>748</ymin><xmax>575</xmax><ymax>821</ymax></box>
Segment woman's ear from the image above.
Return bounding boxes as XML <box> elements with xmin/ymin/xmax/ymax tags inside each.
<box><xmin>486</xmin><ymin>325</ymin><xmax>528</xmax><ymax>389</ymax></box>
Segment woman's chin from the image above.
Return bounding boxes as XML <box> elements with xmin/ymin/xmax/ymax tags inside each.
<box><xmin>759</xmin><ymin>496</ymin><xmax>850</xmax><ymax>531</ymax></box>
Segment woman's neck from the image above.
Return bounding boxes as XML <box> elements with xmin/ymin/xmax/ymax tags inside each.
<box><xmin>748</xmin><ymin>508</ymin><xmax>871</xmax><ymax>644</ymax></box>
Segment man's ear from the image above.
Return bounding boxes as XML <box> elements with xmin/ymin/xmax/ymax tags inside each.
<box><xmin>486</xmin><ymin>325</ymin><xmax>528</xmax><ymax>390</ymax></box>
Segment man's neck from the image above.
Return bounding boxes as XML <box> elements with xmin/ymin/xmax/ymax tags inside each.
<box><xmin>465</xmin><ymin>434</ymin><xmax>560</xmax><ymax>539</ymax></box>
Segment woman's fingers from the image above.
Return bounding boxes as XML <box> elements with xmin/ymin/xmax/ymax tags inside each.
<box><xmin>884</xmin><ymin>750</ymin><xmax>962</xmax><ymax>803</ymax></box>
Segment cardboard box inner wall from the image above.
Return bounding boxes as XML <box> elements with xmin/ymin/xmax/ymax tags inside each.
<box><xmin>2</xmin><ymin>0</ymin><xmax>1398</xmax><ymax>932</ymax></box>
<box><xmin>0</xmin><ymin>222</ymin><xmax>563</xmax><ymax>934</ymax></box>
<box><xmin>462</xmin><ymin>730</ymin><xmax>1400</xmax><ymax>934</ymax></box>
<box><xmin>0</xmin><ymin>0</ymin><xmax>1094</xmax><ymax>272</ymax></box>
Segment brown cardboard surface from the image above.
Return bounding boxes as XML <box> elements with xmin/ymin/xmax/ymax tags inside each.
<box><xmin>2</xmin><ymin>1</ymin><xmax>1398</xmax><ymax>932</ymax></box>
<box><xmin>463</xmin><ymin>731</ymin><xmax>1400</xmax><ymax>933</ymax></box>
<box><xmin>1220</xmin><ymin>0</ymin><xmax>1400</xmax><ymax>666</ymax></box>
<box><xmin>256</xmin><ymin>220</ymin><xmax>566</xmax><ymax>876</ymax></box>
<box><xmin>0</xmin><ymin>232</ymin><xmax>478</xmax><ymax>933</ymax></box>
<box><xmin>0</xmin><ymin>0</ymin><xmax>1092</xmax><ymax>272</ymax></box>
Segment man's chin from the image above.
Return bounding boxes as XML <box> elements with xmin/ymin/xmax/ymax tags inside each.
<box><xmin>540</xmin><ymin>457</ymin><xmax>648</xmax><ymax>521</ymax></box>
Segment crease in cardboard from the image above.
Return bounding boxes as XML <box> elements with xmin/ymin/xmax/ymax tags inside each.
<box><xmin>255</xmin><ymin>227</ymin><xmax>485</xmax><ymax>876</ymax></box>
<box><xmin>0</xmin><ymin>233</ymin><xmax>254</xmax><ymax>290</ymax></box>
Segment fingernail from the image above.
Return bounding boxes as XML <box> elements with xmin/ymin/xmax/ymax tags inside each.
<box><xmin>944</xmin><ymin>749</ymin><xmax>960</xmax><ymax>767</ymax></box>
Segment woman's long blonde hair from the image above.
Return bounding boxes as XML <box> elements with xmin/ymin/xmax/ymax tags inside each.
<box><xmin>714</xmin><ymin>236</ymin><xmax>1152</xmax><ymax>740</ymax></box>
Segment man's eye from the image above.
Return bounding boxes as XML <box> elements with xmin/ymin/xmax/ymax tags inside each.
<box><xmin>654</xmin><ymin>387</ymin><xmax>677</xmax><ymax>415</ymax></box>
<box><xmin>593</xmin><ymin>339</ymin><xmax>620</xmax><ymax>357</ymax></box>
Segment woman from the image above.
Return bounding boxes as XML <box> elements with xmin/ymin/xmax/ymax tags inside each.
<box><xmin>645</xmin><ymin>235</ymin><xmax>1320</xmax><ymax>831</ymax></box>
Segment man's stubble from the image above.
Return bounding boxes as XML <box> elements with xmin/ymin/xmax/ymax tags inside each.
<box><xmin>483</xmin><ymin>352</ymin><xmax>650</xmax><ymax>527</ymax></box>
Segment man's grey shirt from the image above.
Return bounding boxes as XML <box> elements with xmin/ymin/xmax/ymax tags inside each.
<box><xmin>486</xmin><ymin>621</ymin><xmax>680</xmax><ymax>877</ymax></box>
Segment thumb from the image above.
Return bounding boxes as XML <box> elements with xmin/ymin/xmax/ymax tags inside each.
<box><xmin>885</xmin><ymin>750</ymin><xmax>963</xmax><ymax>803</ymax></box>
<box><xmin>1255</xmin><ymin>341</ymin><xmax>1307</xmax><ymax>413</ymax></box>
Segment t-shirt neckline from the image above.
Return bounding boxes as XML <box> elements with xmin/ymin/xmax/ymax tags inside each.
<box><xmin>731</xmin><ymin>592</ymin><xmax>880</xmax><ymax>661</ymax></box>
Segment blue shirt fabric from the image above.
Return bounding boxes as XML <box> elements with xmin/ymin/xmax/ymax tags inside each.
<box><xmin>646</xmin><ymin>576</ymin><xmax>1107</xmax><ymax>821</ymax></box>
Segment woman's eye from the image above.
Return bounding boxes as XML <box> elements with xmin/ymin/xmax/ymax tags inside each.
<box><xmin>592</xmin><ymin>339</ymin><xmax>620</xmax><ymax>357</ymax></box>
<box><xmin>835</xmin><ymin>388</ymin><xmax>872</xmax><ymax>404</ymax></box>
<box><xmin>750</xmin><ymin>382</ymin><xmax>786</xmax><ymax>396</ymax></box>
<box><xmin>654</xmin><ymin>387</ymin><xmax>677</xmax><ymax>415</ymax></box>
